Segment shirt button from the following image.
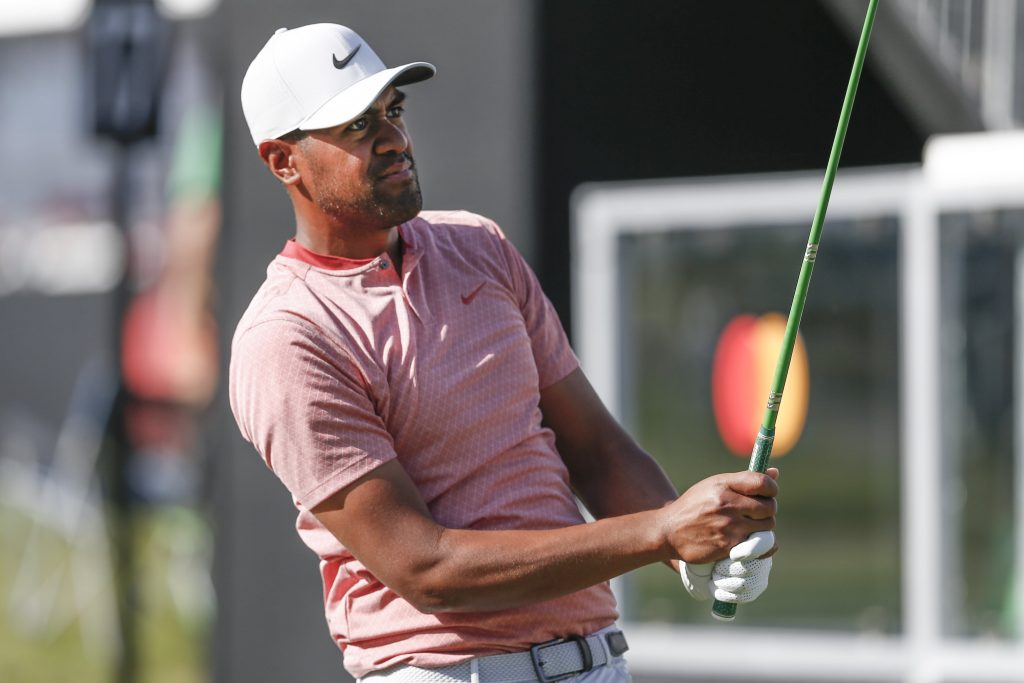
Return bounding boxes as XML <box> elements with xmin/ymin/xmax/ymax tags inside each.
<box><xmin>379</xmin><ymin>258</ymin><xmax>389</xmax><ymax>270</ymax></box>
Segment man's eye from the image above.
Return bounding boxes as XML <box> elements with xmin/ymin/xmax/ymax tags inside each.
<box><xmin>346</xmin><ymin>118</ymin><xmax>369</xmax><ymax>132</ymax></box>
<box><xmin>386</xmin><ymin>106</ymin><xmax>404</xmax><ymax>118</ymax></box>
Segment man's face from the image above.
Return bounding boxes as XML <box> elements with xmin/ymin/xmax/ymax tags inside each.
<box><xmin>291</xmin><ymin>87</ymin><xmax>422</xmax><ymax>230</ymax></box>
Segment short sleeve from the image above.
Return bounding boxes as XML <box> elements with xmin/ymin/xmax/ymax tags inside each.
<box><xmin>494</xmin><ymin>233</ymin><xmax>579</xmax><ymax>389</ymax></box>
<box><xmin>229</xmin><ymin>318</ymin><xmax>397</xmax><ymax>509</ymax></box>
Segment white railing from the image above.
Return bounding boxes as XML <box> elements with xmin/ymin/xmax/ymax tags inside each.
<box><xmin>572</xmin><ymin>131</ymin><xmax>1024</xmax><ymax>683</ymax></box>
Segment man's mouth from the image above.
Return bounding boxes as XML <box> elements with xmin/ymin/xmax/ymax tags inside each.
<box><xmin>377</xmin><ymin>156</ymin><xmax>414</xmax><ymax>181</ymax></box>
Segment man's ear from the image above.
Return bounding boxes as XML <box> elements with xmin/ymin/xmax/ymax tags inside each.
<box><xmin>258</xmin><ymin>139</ymin><xmax>301</xmax><ymax>186</ymax></box>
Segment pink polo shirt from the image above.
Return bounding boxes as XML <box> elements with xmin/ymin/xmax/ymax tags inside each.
<box><xmin>229</xmin><ymin>210</ymin><xmax>618</xmax><ymax>678</ymax></box>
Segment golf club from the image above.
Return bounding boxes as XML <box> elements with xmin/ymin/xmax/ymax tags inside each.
<box><xmin>711</xmin><ymin>0</ymin><xmax>880</xmax><ymax>621</ymax></box>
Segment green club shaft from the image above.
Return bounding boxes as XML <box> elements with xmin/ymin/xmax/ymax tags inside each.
<box><xmin>710</xmin><ymin>0</ymin><xmax>879</xmax><ymax>621</ymax></box>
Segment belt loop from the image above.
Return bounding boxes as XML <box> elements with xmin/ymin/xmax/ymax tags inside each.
<box><xmin>567</xmin><ymin>635</ymin><xmax>593</xmax><ymax>672</ymax></box>
<box><xmin>470</xmin><ymin>657</ymin><xmax>480</xmax><ymax>683</ymax></box>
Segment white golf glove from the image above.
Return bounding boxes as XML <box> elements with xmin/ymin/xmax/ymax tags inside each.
<box><xmin>679</xmin><ymin>530</ymin><xmax>774</xmax><ymax>603</ymax></box>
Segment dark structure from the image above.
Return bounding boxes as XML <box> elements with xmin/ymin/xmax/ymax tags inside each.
<box><xmin>535</xmin><ymin>0</ymin><xmax>924</xmax><ymax>328</ymax></box>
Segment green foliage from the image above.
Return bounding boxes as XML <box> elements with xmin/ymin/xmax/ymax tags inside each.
<box><xmin>0</xmin><ymin>505</ymin><xmax>211</xmax><ymax>683</ymax></box>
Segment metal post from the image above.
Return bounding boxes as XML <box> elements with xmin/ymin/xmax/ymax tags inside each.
<box><xmin>107</xmin><ymin>145</ymin><xmax>136</xmax><ymax>683</ymax></box>
<box><xmin>85</xmin><ymin>1</ymin><xmax>170</xmax><ymax>680</ymax></box>
<box><xmin>981</xmin><ymin>0</ymin><xmax>1017</xmax><ymax>129</ymax></box>
<box><xmin>1014</xmin><ymin>244</ymin><xmax>1024</xmax><ymax>639</ymax></box>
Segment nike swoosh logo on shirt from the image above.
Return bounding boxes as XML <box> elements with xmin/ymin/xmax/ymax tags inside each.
<box><xmin>333</xmin><ymin>44</ymin><xmax>361</xmax><ymax>69</ymax></box>
<box><xmin>461</xmin><ymin>283</ymin><xmax>486</xmax><ymax>305</ymax></box>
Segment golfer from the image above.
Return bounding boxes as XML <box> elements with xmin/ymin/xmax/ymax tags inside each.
<box><xmin>230</xmin><ymin>23</ymin><xmax>779</xmax><ymax>683</ymax></box>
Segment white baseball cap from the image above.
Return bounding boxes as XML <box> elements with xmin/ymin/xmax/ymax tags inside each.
<box><xmin>240</xmin><ymin>23</ymin><xmax>435</xmax><ymax>145</ymax></box>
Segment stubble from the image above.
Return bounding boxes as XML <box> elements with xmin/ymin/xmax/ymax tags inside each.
<box><xmin>311</xmin><ymin>152</ymin><xmax>423</xmax><ymax>231</ymax></box>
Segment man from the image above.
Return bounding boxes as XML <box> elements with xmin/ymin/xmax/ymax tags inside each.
<box><xmin>230</xmin><ymin>23</ymin><xmax>778</xmax><ymax>683</ymax></box>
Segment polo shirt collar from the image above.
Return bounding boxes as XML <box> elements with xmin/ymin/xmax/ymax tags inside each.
<box><xmin>279</xmin><ymin>221</ymin><xmax>422</xmax><ymax>275</ymax></box>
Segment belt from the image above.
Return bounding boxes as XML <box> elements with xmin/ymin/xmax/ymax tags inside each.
<box><xmin>362</xmin><ymin>630</ymin><xmax>629</xmax><ymax>683</ymax></box>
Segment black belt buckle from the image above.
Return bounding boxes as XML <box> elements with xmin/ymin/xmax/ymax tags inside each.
<box><xmin>605</xmin><ymin>630</ymin><xmax>628</xmax><ymax>657</ymax></box>
<box><xmin>529</xmin><ymin>635</ymin><xmax>593</xmax><ymax>683</ymax></box>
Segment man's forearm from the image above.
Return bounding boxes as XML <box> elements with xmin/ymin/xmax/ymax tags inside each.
<box><xmin>406</xmin><ymin>462</ymin><xmax>775</xmax><ymax>613</ymax></box>
<box><xmin>314</xmin><ymin>459</ymin><xmax>672</xmax><ymax>615</ymax></box>
<box><xmin>405</xmin><ymin>507</ymin><xmax>668</xmax><ymax>613</ymax></box>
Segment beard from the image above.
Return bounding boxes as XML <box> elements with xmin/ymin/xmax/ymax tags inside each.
<box><xmin>310</xmin><ymin>152</ymin><xmax>423</xmax><ymax>230</ymax></box>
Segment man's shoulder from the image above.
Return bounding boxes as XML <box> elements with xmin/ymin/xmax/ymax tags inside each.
<box><xmin>231</xmin><ymin>260</ymin><xmax>321</xmax><ymax>345</ymax></box>
<box><xmin>413</xmin><ymin>210</ymin><xmax>506</xmax><ymax>240</ymax></box>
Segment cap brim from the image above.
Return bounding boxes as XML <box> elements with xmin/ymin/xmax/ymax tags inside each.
<box><xmin>298</xmin><ymin>62</ymin><xmax>435</xmax><ymax>132</ymax></box>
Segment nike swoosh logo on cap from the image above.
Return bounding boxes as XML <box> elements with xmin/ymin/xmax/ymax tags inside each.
<box><xmin>333</xmin><ymin>44</ymin><xmax>361</xmax><ymax>69</ymax></box>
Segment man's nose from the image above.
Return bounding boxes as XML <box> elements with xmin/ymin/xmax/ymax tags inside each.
<box><xmin>375</xmin><ymin>120</ymin><xmax>409</xmax><ymax>155</ymax></box>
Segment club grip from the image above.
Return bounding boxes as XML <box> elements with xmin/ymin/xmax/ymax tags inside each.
<box><xmin>710</xmin><ymin>426</ymin><xmax>774</xmax><ymax>620</ymax></box>
<box><xmin>711</xmin><ymin>600</ymin><xmax>737</xmax><ymax>620</ymax></box>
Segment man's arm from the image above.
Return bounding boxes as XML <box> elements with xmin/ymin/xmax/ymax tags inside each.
<box><xmin>539</xmin><ymin>367</ymin><xmax>779</xmax><ymax>569</ymax></box>
<box><xmin>311</xmin><ymin>452</ymin><xmax>777</xmax><ymax>614</ymax></box>
<box><xmin>539</xmin><ymin>367</ymin><xmax>680</xmax><ymax>520</ymax></box>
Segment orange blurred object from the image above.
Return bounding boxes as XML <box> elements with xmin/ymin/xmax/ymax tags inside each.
<box><xmin>711</xmin><ymin>312</ymin><xmax>809</xmax><ymax>458</ymax></box>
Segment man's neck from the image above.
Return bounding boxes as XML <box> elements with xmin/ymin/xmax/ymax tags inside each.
<box><xmin>294</xmin><ymin>209</ymin><xmax>401</xmax><ymax>259</ymax></box>
<box><xmin>293</xmin><ymin>222</ymin><xmax>404</xmax><ymax>274</ymax></box>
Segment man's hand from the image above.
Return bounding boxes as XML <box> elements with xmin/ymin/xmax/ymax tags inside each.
<box><xmin>658</xmin><ymin>468</ymin><xmax>779</xmax><ymax>564</ymax></box>
<box><xmin>680</xmin><ymin>530</ymin><xmax>774</xmax><ymax>603</ymax></box>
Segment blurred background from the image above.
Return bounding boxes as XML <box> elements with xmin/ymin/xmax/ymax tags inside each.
<box><xmin>0</xmin><ymin>1</ymin><xmax>1021</xmax><ymax>682</ymax></box>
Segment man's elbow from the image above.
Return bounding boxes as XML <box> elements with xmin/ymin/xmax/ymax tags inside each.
<box><xmin>392</xmin><ymin>571</ymin><xmax>466</xmax><ymax>614</ymax></box>
<box><xmin>373</xmin><ymin>529</ymin><xmax>483</xmax><ymax>613</ymax></box>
